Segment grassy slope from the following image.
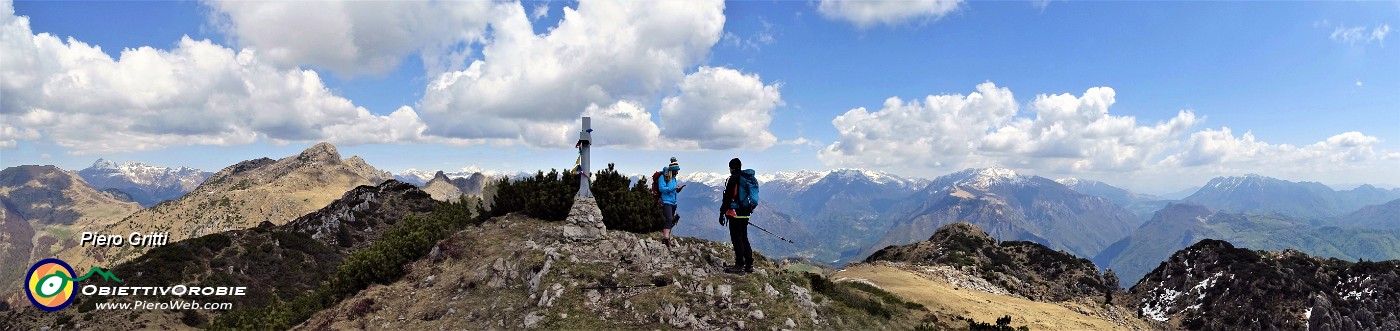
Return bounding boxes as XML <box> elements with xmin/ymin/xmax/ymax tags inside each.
<box><xmin>835</xmin><ymin>264</ymin><xmax>1156</xmax><ymax>331</ymax></box>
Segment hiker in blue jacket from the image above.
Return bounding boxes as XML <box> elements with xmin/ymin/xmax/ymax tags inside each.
<box><xmin>658</xmin><ymin>158</ymin><xmax>685</xmax><ymax>247</ymax></box>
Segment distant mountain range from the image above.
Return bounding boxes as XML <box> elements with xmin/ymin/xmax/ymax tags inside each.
<box><xmin>1334</xmin><ymin>198</ymin><xmax>1400</xmax><ymax>229</ymax></box>
<box><xmin>1184</xmin><ymin>174</ymin><xmax>1400</xmax><ymax>220</ymax></box>
<box><xmin>395</xmin><ymin>167</ymin><xmax>532</xmax><ymax>186</ymax></box>
<box><xmin>76</xmin><ymin>159</ymin><xmax>210</xmax><ymax>207</ymax></box>
<box><xmin>863</xmin><ymin>167</ymin><xmax>1140</xmax><ymax>262</ymax></box>
<box><xmin>421</xmin><ymin>171</ymin><xmax>490</xmax><ymax>202</ymax></box>
<box><xmin>666</xmin><ymin>168</ymin><xmax>928</xmax><ymax>264</ymax></box>
<box><xmin>1057</xmin><ymin>178</ymin><xmax>1174</xmax><ymax>222</ymax></box>
<box><xmin>1095</xmin><ymin>202</ymin><xmax>1400</xmax><ymax>288</ymax></box>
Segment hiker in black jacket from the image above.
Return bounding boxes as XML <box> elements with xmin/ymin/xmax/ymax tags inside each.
<box><xmin>719</xmin><ymin>158</ymin><xmax>753</xmax><ymax>273</ymax></box>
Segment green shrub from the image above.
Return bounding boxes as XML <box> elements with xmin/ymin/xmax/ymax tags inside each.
<box><xmin>592</xmin><ymin>164</ymin><xmax>662</xmax><ymax>233</ymax></box>
<box><xmin>484</xmin><ymin>163</ymin><xmax>662</xmax><ymax>233</ymax></box>
<box><xmin>486</xmin><ymin>169</ymin><xmax>576</xmax><ymax>221</ymax></box>
<box><xmin>211</xmin><ymin>198</ymin><xmax>478</xmax><ymax>330</ymax></box>
<box><xmin>181</xmin><ymin>310</ymin><xmax>207</xmax><ymax>327</ymax></box>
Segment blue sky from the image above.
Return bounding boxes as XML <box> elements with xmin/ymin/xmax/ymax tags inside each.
<box><xmin>1</xmin><ymin>0</ymin><xmax>1396</xmax><ymax>193</ymax></box>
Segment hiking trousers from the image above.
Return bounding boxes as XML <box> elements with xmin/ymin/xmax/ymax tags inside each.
<box><xmin>726</xmin><ymin>215</ymin><xmax>752</xmax><ymax>268</ymax></box>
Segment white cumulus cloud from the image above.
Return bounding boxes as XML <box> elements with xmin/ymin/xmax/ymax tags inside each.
<box><xmin>1168</xmin><ymin>130</ymin><xmax>1387</xmax><ymax>169</ymax></box>
<box><xmin>820</xmin><ymin>82</ymin><xmax>1394</xmax><ymax>180</ymax></box>
<box><xmin>416</xmin><ymin>0</ymin><xmax>784</xmax><ymax>151</ymax></box>
<box><xmin>660</xmin><ymin>67</ymin><xmax>783</xmax><ymax>150</ymax></box>
<box><xmin>0</xmin><ymin>1</ymin><xmax>431</xmax><ymax>154</ymax></box>
<box><xmin>817</xmin><ymin>0</ymin><xmax>962</xmax><ymax>29</ymax></box>
<box><xmin>207</xmin><ymin>0</ymin><xmax>502</xmax><ymax>76</ymax></box>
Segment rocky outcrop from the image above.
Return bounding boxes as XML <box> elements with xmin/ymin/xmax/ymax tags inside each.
<box><xmin>281</xmin><ymin>180</ymin><xmax>437</xmax><ymax>251</ymax></box>
<box><xmin>562</xmin><ymin>196</ymin><xmax>606</xmax><ymax>241</ymax></box>
<box><xmin>1128</xmin><ymin>239</ymin><xmax>1400</xmax><ymax>330</ymax></box>
<box><xmin>297</xmin><ymin>215</ymin><xmax>928</xmax><ymax>330</ymax></box>
<box><xmin>867</xmin><ymin>222</ymin><xmax>1119</xmax><ymax>303</ymax></box>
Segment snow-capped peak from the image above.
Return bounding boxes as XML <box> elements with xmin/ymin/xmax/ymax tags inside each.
<box><xmin>1205</xmin><ymin>174</ymin><xmax>1271</xmax><ymax>190</ymax></box>
<box><xmin>928</xmin><ymin>166</ymin><xmax>1027</xmax><ymax>191</ymax></box>
<box><xmin>78</xmin><ymin>159</ymin><xmax>207</xmax><ymax>188</ymax></box>
<box><xmin>825</xmin><ymin>168</ymin><xmax>928</xmax><ymax>189</ymax></box>
<box><xmin>679</xmin><ymin>168</ymin><xmax>927</xmax><ymax>191</ymax></box>
<box><xmin>396</xmin><ymin>169</ymin><xmax>438</xmax><ymax>183</ymax></box>
<box><xmin>1055</xmin><ymin>177</ymin><xmax>1082</xmax><ymax>187</ymax></box>
<box><xmin>679</xmin><ymin>172</ymin><xmax>731</xmax><ymax>187</ymax></box>
<box><xmin>758</xmin><ymin>170</ymin><xmax>828</xmax><ymax>189</ymax></box>
<box><xmin>962</xmin><ymin>166</ymin><xmax>1022</xmax><ymax>189</ymax></box>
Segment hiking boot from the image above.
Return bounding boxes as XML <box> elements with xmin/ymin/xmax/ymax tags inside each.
<box><xmin>744</xmin><ymin>266</ymin><xmax>754</xmax><ymax>274</ymax></box>
<box><xmin>662</xmin><ymin>237</ymin><xmax>673</xmax><ymax>247</ymax></box>
<box><xmin>724</xmin><ymin>265</ymin><xmax>746</xmax><ymax>274</ymax></box>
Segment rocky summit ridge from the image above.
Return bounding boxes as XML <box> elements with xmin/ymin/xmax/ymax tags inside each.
<box><xmin>867</xmin><ymin>222</ymin><xmax>1120</xmax><ymax>303</ymax></box>
<box><xmin>96</xmin><ymin>142</ymin><xmax>396</xmax><ymax>266</ymax></box>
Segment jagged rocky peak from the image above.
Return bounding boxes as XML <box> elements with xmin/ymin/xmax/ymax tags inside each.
<box><xmin>281</xmin><ymin>179</ymin><xmax>436</xmax><ymax>250</ymax></box>
<box><xmin>432</xmin><ymin>170</ymin><xmax>451</xmax><ymax>181</ymax></box>
<box><xmin>297</xmin><ymin>141</ymin><xmax>342</xmax><ymax>164</ymax></box>
<box><xmin>91</xmin><ymin>158</ymin><xmax>119</xmax><ymax>169</ymax></box>
<box><xmin>343</xmin><ymin>155</ymin><xmax>392</xmax><ymax>183</ymax></box>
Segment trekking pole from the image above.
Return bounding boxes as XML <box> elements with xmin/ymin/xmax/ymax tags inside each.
<box><xmin>748</xmin><ymin>221</ymin><xmax>795</xmax><ymax>244</ymax></box>
<box><xmin>581</xmin><ymin>279</ymin><xmax>669</xmax><ymax>291</ymax></box>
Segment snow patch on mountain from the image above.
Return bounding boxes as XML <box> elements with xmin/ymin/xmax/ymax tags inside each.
<box><xmin>1055</xmin><ymin>177</ymin><xmax>1083</xmax><ymax>187</ymax></box>
<box><xmin>1204</xmin><ymin>173</ymin><xmax>1271</xmax><ymax>190</ymax></box>
<box><xmin>1141</xmin><ymin>282</ymin><xmax>1183</xmax><ymax>322</ymax></box>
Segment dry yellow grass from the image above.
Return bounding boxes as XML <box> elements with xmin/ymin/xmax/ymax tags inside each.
<box><xmin>835</xmin><ymin>264</ymin><xmax>1155</xmax><ymax>330</ymax></box>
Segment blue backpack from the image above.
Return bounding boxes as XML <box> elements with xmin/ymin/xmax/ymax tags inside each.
<box><xmin>731</xmin><ymin>169</ymin><xmax>760</xmax><ymax>211</ymax></box>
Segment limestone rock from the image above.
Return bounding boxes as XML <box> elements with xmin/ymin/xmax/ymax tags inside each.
<box><xmin>562</xmin><ymin>196</ymin><xmax>606</xmax><ymax>241</ymax></box>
